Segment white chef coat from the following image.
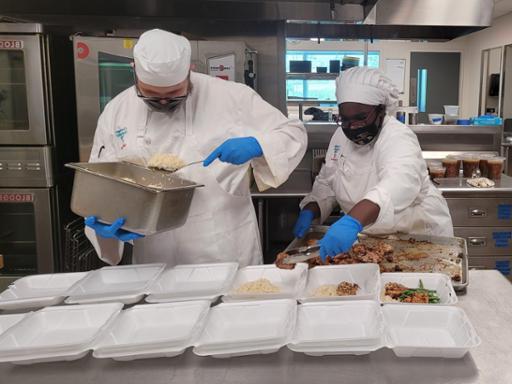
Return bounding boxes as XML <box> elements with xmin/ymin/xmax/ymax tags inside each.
<box><xmin>86</xmin><ymin>72</ymin><xmax>307</xmax><ymax>267</ymax></box>
<box><xmin>301</xmin><ymin>116</ymin><xmax>453</xmax><ymax>236</ymax></box>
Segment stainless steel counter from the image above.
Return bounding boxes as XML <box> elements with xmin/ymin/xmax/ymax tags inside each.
<box><xmin>250</xmin><ymin>175</ymin><xmax>512</xmax><ymax>198</ymax></box>
<box><xmin>0</xmin><ymin>270</ymin><xmax>511</xmax><ymax>384</ymax></box>
<box><xmin>437</xmin><ymin>174</ymin><xmax>512</xmax><ymax>194</ymax></box>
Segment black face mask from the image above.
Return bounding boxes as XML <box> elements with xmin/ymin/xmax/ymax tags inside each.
<box><xmin>142</xmin><ymin>95</ymin><xmax>187</xmax><ymax>112</ymax></box>
<box><xmin>340</xmin><ymin>105</ymin><xmax>384</xmax><ymax>146</ymax></box>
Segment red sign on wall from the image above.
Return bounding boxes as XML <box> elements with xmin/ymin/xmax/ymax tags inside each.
<box><xmin>0</xmin><ymin>40</ymin><xmax>24</xmax><ymax>50</ymax></box>
<box><xmin>0</xmin><ymin>193</ymin><xmax>33</xmax><ymax>202</ymax></box>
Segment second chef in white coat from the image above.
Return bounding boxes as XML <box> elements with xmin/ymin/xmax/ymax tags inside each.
<box><xmin>294</xmin><ymin>67</ymin><xmax>453</xmax><ymax>261</ymax></box>
<box><xmin>85</xmin><ymin>29</ymin><xmax>307</xmax><ymax>267</ymax></box>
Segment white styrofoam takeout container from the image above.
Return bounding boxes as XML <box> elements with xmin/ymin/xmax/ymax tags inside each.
<box><xmin>0</xmin><ymin>272</ymin><xmax>88</xmax><ymax>310</ymax></box>
<box><xmin>299</xmin><ymin>264</ymin><xmax>381</xmax><ymax>303</ymax></box>
<box><xmin>380</xmin><ymin>272</ymin><xmax>458</xmax><ymax>305</ymax></box>
<box><xmin>93</xmin><ymin>300</ymin><xmax>210</xmax><ymax>361</ymax></box>
<box><xmin>0</xmin><ymin>303</ymin><xmax>123</xmax><ymax>364</ymax></box>
<box><xmin>146</xmin><ymin>262</ymin><xmax>238</xmax><ymax>303</ymax></box>
<box><xmin>193</xmin><ymin>299</ymin><xmax>297</xmax><ymax>358</ymax></box>
<box><xmin>287</xmin><ymin>301</ymin><xmax>479</xmax><ymax>358</ymax></box>
<box><xmin>0</xmin><ymin>314</ymin><xmax>28</xmax><ymax>336</ymax></box>
<box><xmin>65</xmin><ymin>264</ymin><xmax>165</xmax><ymax>305</ymax></box>
<box><xmin>289</xmin><ymin>301</ymin><xmax>383</xmax><ymax>352</ymax></box>
<box><xmin>382</xmin><ymin>305</ymin><xmax>481</xmax><ymax>358</ymax></box>
<box><xmin>222</xmin><ymin>263</ymin><xmax>308</xmax><ymax>302</ymax></box>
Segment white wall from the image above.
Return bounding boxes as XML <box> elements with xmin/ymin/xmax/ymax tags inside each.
<box><xmin>455</xmin><ymin>11</ymin><xmax>512</xmax><ymax>117</ymax></box>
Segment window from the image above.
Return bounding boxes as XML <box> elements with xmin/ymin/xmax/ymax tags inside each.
<box><xmin>286</xmin><ymin>50</ymin><xmax>380</xmax><ymax>102</ymax></box>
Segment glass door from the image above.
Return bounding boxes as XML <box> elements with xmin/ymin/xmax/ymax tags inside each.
<box><xmin>0</xmin><ymin>189</ymin><xmax>54</xmax><ymax>276</ymax></box>
<box><xmin>0</xmin><ymin>35</ymin><xmax>47</xmax><ymax>145</ymax></box>
<box><xmin>98</xmin><ymin>52</ymin><xmax>134</xmax><ymax>112</ymax></box>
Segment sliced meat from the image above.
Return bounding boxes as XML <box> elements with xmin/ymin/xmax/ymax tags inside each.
<box><xmin>336</xmin><ymin>281</ymin><xmax>359</xmax><ymax>296</ymax></box>
<box><xmin>275</xmin><ymin>252</ymin><xmax>295</xmax><ymax>270</ymax></box>
<box><xmin>384</xmin><ymin>282</ymin><xmax>409</xmax><ymax>299</ymax></box>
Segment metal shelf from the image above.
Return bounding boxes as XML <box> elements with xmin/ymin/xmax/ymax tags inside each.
<box><xmin>286</xmin><ymin>72</ymin><xmax>339</xmax><ymax>80</ymax></box>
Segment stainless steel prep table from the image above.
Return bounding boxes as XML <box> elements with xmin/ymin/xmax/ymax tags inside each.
<box><xmin>0</xmin><ymin>270</ymin><xmax>510</xmax><ymax>384</ymax></box>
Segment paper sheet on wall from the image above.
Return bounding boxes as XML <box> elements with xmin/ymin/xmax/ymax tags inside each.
<box><xmin>385</xmin><ymin>59</ymin><xmax>406</xmax><ymax>94</ymax></box>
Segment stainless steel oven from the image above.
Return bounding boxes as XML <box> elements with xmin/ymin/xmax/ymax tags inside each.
<box><xmin>0</xmin><ymin>23</ymin><xmax>79</xmax><ymax>287</ymax></box>
<box><xmin>73</xmin><ymin>35</ymin><xmax>256</xmax><ymax>161</ymax></box>
<box><xmin>0</xmin><ymin>24</ymin><xmax>48</xmax><ymax>145</ymax></box>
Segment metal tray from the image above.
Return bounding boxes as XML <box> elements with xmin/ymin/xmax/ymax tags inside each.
<box><xmin>285</xmin><ymin>225</ymin><xmax>468</xmax><ymax>291</ymax></box>
<box><xmin>66</xmin><ymin>162</ymin><xmax>204</xmax><ymax>236</ymax></box>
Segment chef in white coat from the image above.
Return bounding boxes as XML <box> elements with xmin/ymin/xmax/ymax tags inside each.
<box><xmin>293</xmin><ymin>66</ymin><xmax>453</xmax><ymax>261</ymax></box>
<box><xmin>85</xmin><ymin>29</ymin><xmax>307</xmax><ymax>267</ymax></box>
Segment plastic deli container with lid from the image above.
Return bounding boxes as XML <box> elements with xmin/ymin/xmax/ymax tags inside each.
<box><xmin>223</xmin><ymin>263</ymin><xmax>308</xmax><ymax>302</ymax></box>
<box><xmin>487</xmin><ymin>157</ymin><xmax>506</xmax><ymax>180</ymax></box>
<box><xmin>380</xmin><ymin>273</ymin><xmax>457</xmax><ymax>305</ymax></box>
<box><xmin>66</xmin><ymin>264</ymin><xmax>165</xmax><ymax>305</ymax></box>
<box><xmin>146</xmin><ymin>262</ymin><xmax>238</xmax><ymax>303</ymax></box>
<box><xmin>462</xmin><ymin>154</ymin><xmax>481</xmax><ymax>178</ymax></box>
<box><xmin>442</xmin><ymin>157</ymin><xmax>460</xmax><ymax>178</ymax></box>
<box><xmin>93</xmin><ymin>301</ymin><xmax>210</xmax><ymax>361</ymax></box>
<box><xmin>298</xmin><ymin>264</ymin><xmax>380</xmax><ymax>303</ymax></box>
<box><xmin>0</xmin><ymin>272</ymin><xmax>88</xmax><ymax>310</ymax></box>
<box><xmin>193</xmin><ymin>299</ymin><xmax>297</xmax><ymax>358</ymax></box>
<box><xmin>0</xmin><ymin>303</ymin><xmax>123</xmax><ymax>364</ymax></box>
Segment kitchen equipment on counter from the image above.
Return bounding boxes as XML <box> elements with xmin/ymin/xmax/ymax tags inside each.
<box><xmin>281</xmin><ymin>245</ymin><xmax>320</xmax><ymax>265</ymax></box>
<box><xmin>285</xmin><ymin>226</ymin><xmax>468</xmax><ymax>291</ymax></box>
<box><xmin>66</xmin><ymin>162</ymin><xmax>203</xmax><ymax>236</ymax></box>
<box><xmin>428</xmin><ymin>114</ymin><xmax>444</xmax><ymax>124</ymax></box>
<box><xmin>395</xmin><ymin>106</ymin><xmax>418</xmax><ymax>125</ymax></box>
<box><xmin>0</xmin><ymin>23</ymin><xmax>78</xmax><ymax>283</ymax></box>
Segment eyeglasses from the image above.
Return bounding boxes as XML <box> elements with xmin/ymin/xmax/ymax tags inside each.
<box><xmin>338</xmin><ymin>105</ymin><xmax>383</xmax><ymax>129</ymax></box>
<box><xmin>132</xmin><ymin>71</ymin><xmax>188</xmax><ymax>105</ymax></box>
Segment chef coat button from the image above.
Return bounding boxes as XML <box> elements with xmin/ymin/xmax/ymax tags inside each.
<box><xmin>145</xmin><ymin>137</ymin><xmax>151</xmax><ymax>145</ymax></box>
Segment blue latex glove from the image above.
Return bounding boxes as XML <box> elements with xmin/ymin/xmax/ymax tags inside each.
<box><xmin>319</xmin><ymin>215</ymin><xmax>363</xmax><ymax>262</ymax></box>
<box><xmin>203</xmin><ymin>137</ymin><xmax>263</xmax><ymax>166</ymax></box>
<box><xmin>293</xmin><ymin>209</ymin><xmax>315</xmax><ymax>238</ymax></box>
<box><xmin>84</xmin><ymin>216</ymin><xmax>144</xmax><ymax>242</ymax></box>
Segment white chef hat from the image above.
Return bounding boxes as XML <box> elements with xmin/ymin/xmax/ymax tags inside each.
<box><xmin>336</xmin><ymin>66</ymin><xmax>399</xmax><ymax>111</ymax></box>
<box><xmin>133</xmin><ymin>29</ymin><xmax>191</xmax><ymax>87</ymax></box>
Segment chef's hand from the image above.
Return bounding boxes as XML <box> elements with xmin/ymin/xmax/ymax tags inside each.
<box><xmin>319</xmin><ymin>215</ymin><xmax>363</xmax><ymax>262</ymax></box>
<box><xmin>293</xmin><ymin>209</ymin><xmax>315</xmax><ymax>238</ymax></box>
<box><xmin>84</xmin><ymin>216</ymin><xmax>144</xmax><ymax>242</ymax></box>
<box><xmin>203</xmin><ymin>137</ymin><xmax>263</xmax><ymax>166</ymax></box>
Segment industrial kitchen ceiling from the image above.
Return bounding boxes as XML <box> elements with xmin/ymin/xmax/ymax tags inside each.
<box><xmin>0</xmin><ymin>0</ymin><xmax>495</xmax><ymax>40</ymax></box>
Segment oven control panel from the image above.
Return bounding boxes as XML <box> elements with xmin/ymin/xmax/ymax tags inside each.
<box><xmin>0</xmin><ymin>147</ymin><xmax>53</xmax><ymax>187</ymax></box>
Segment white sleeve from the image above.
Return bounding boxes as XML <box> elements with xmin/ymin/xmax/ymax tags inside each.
<box><xmin>363</xmin><ymin>126</ymin><xmax>424</xmax><ymax>230</ymax></box>
<box><xmin>300</xmin><ymin>164</ymin><xmax>338</xmax><ymax>223</ymax></box>
<box><xmin>86</xmin><ymin>107</ymin><xmax>125</xmax><ymax>265</ymax></box>
<box><xmin>299</xmin><ymin>130</ymin><xmax>341</xmax><ymax>223</ymax></box>
<box><xmin>239</xmin><ymin>87</ymin><xmax>307</xmax><ymax>191</ymax></box>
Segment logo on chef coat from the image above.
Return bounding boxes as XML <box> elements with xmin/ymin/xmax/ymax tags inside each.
<box><xmin>331</xmin><ymin>144</ymin><xmax>341</xmax><ymax>161</ymax></box>
<box><xmin>115</xmin><ymin>127</ymin><xmax>128</xmax><ymax>149</ymax></box>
